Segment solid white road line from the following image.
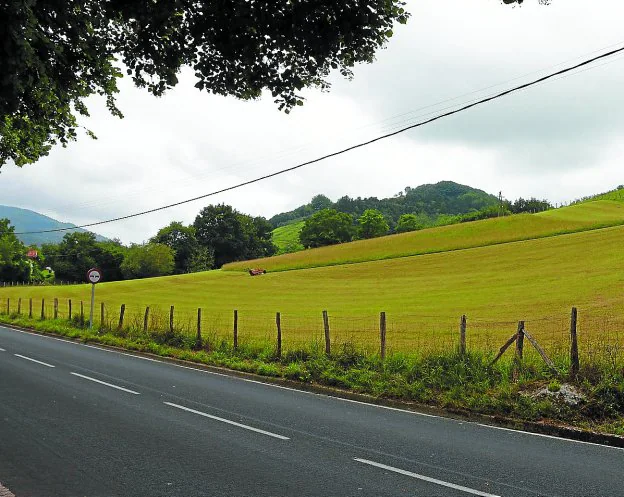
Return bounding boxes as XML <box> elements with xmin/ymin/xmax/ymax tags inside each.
<box><xmin>354</xmin><ymin>458</ymin><xmax>501</xmax><ymax>497</ymax></box>
<box><xmin>164</xmin><ymin>401</ymin><xmax>290</xmax><ymax>440</ymax></box>
<box><xmin>70</xmin><ymin>372</ymin><xmax>141</xmax><ymax>395</ymax></box>
<box><xmin>0</xmin><ymin>347</ymin><xmax>5</xmax><ymax>351</ymax></box>
<box><xmin>14</xmin><ymin>353</ymin><xmax>55</xmax><ymax>368</ymax></box>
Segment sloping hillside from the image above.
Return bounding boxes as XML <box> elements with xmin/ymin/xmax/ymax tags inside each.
<box><xmin>225</xmin><ymin>200</ymin><xmax>624</xmax><ymax>272</ymax></box>
<box><xmin>0</xmin><ymin>205</ymin><xmax>108</xmax><ymax>245</ymax></box>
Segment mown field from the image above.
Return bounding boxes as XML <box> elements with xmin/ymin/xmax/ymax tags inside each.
<box><xmin>271</xmin><ymin>221</ymin><xmax>304</xmax><ymax>254</ymax></box>
<box><xmin>225</xmin><ymin>200</ymin><xmax>624</xmax><ymax>272</ymax></box>
<box><xmin>2</xmin><ymin>221</ymin><xmax>623</xmax><ymax>360</ymax></box>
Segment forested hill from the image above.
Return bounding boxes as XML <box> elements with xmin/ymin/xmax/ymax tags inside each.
<box><xmin>269</xmin><ymin>181</ymin><xmax>499</xmax><ymax>227</ymax></box>
<box><xmin>0</xmin><ymin>205</ymin><xmax>108</xmax><ymax>246</ymax></box>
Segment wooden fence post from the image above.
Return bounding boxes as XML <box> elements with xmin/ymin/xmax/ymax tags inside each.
<box><xmin>143</xmin><ymin>306</ymin><xmax>150</xmax><ymax>333</ymax></box>
<box><xmin>54</xmin><ymin>298</ymin><xmax>58</xmax><ymax>319</ymax></box>
<box><xmin>80</xmin><ymin>301</ymin><xmax>84</xmax><ymax>325</ymax></box>
<box><xmin>276</xmin><ymin>312</ymin><xmax>282</xmax><ymax>358</ymax></box>
<box><xmin>118</xmin><ymin>304</ymin><xmax>125</xmax><ymax>330</ymax></box>
<box><xmin>513</xmin><ymin>320</ymin><xmax>525</xmax><ymax>380</ymax></box>
<box><xmin>40</xmin><ymin>298</ymin><xmax>45</xmax><ymax>320</ymax></box>
<box><xmin>196</xmin><ymin>308</ymin><xmax>202</xmax><ymax>349</ymax></box>
<box><xmin>68</xmin><ymin>299</ymin><xmax>72</xmax><ymax>320</ymax></box>
<box><xmin>459</xmin><ymin>314</ymin><xmax>467</xmax><ymax>355</ymax></box>
<box><xmin>169</xmin><ymin>305</ymin><xmax>174</xmax><ymax>333</ymax></box>
<box><xmin>380</xmin><ymin>311</ymin><xmax>387</xmax><ymax>360</ymax></box>
<box><xmin>29</xmin><ymin>298</ymin><xmax>33</xmax><ymax>318</ymax></box>
<box><xmin>233</xmin><ymin>310</ymin><xmax>238</xmax><ymax>350</ymax></box>
<box><xmin>6</xmin><ymin>298</ymin><xmax>9</xmax><ymax>314</ymax></box>
<box><xmin>515</xmin><ymin>321</ymin><xmax>525</xmax><ymax>361</ymax></box>
<box><xmin>100</xmin><ymin>302</ymin><xmax>105</xmax><ymax>329</ymax></box>
<box><xmin>17</xmin><ymin>298</ymin><xmax>21</xmax><ymax>315</ymax></box>
<box><xmin>570</xmin><ymin>307</ymin><xmax>579</xmax><ymax>378</ymax></box>
<box><xmin>323</xmin><ymin>310</ymin><xmax>331</xmax><ymax>356</ymax></box>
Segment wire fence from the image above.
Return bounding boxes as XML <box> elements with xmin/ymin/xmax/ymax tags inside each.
<box><xmin>1</xmin><ymin>295</ymin><xmax>623</xmax><ymax>368</ymax></box>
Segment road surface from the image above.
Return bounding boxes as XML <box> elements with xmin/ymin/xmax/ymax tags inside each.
<box><xmin>0</xmin><ymin>325</ymin><xmax>622</xmax><ymax>497</ymax></box>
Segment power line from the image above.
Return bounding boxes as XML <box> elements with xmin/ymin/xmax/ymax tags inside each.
<box><xmin>44</xmin><ymin>39</ymin><xmax>624</xmax><ymax>215</ymax></box>
<box><xmin>15</xmin><ymin>45</ymin><xmax>624</xmax><ymax>236</ymax></box>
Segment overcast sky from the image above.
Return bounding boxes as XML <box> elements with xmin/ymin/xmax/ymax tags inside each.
<box><xmin>2</xmin><ymin>0</ymin><xmax>624</xmax><ymax>244</ymax></box>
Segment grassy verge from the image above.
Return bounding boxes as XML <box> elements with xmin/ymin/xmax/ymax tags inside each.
<box><xmin>2</xmin><ymin>313</ymin><xmax>623</xmax><ymax>438</ymax></box>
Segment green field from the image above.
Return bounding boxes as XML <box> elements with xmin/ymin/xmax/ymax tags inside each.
<box><xmin>225</xmin><ymin>200</ymin><xmax>624</xmax><ymax>272</ymax></box>
<box><xmin>271</xmin><ymin>221</ymin><xmax>304</xmax><ymax>254</ymax></box>
<box><xmin>2</xmin><ymin>206</ymin><xmax>624</xmax><ymax>357</ymax></box>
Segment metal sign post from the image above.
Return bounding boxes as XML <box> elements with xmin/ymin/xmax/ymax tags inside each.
<box><xmin>86</xmin><ymin>268</ymin><xmax>102</xmax><ymax>329</ymax></box>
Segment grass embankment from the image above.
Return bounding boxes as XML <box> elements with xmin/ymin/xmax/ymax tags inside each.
<box><xmin>271</xmin><ymin>221</ymin><xmax>304</xmax><ymax>254</ymax></box>
<box><xmin>1</xmin><ymin>313</ymin><xmax>622</xmax><ymax>437</ymax></box>
<box><xmin>225</xmin><ymin>200</ymin><xmax>624</xmax><ymax>272</ymax></box>
<box><xmin>2</xmin><ymin>224</ymin><xmax>624</xmax><ymax>357</ymax></box>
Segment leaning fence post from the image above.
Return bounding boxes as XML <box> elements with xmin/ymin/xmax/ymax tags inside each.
<box><xmin>380</xmin><ymin>311</ymin><xmax>387</xmax><ymax>360</ymax></box>
<box><xmin>169</xmin><ymin>305</ymin><xmax>174</xmax><ymax>333</ymax></box>
<box><xmin>40</xmin><ymin>298</ymin><xmax>45</xmax><ymax>320</ymax></box>
<box><xmin>143</xmin><ymin>306</ymin><xmax>150</xmax><ymax>333</ymax></box>
<box><xmin>276</xmin><ymin>312</ymin><xmax>282</xmax><ymax>358</ymax></box>
<box><xmin>29</xmin><ymin>298</ymin><xmax>33</xmax><ymax>318</ymax></box>
<box><xmin>233</xmin><ymin>310</ymin><xmax>238</xmax><ymax>350</ymax></box>
<box><xmin>323</xmin><ymin>310</ymin><xmax>331</xmax><ymax>356</ymax></box>
<box><xmin>570</xmin><ymin>307</ymin><xmax>579</xmax><ymax>378</ymax></box>
<box><xmin>459</xmin><ymin>314</ymin><xmax>467</xmax><ymax>355</ymax></box>
<box><xmin>54</xmin><ymin>298</ymin><xmax>58</xmax><ymax>319</ymax></box>
<box><xmin>68</xmin><ymin>299</ymin><xmax>72</xmax><ymax>321</ymax></box>
<box><xmin>118</xmin><ymin>304</ymin><xmax>125</xmax><ymax>330</ymax></box>
<box><xmin>196</xmin><ymin>308</ymin><xmax>202</xmax><ymax>349</ymax></box>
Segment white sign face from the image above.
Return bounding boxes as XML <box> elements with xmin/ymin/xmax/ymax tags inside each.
<box><xmin>87</xmin><ymin>268</ymin><xmax>102</xmax><ymax>284</ymax></box>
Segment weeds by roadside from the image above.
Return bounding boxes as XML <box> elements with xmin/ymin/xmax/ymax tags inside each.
<box><xmin>1</xmin><ymin>313</ymin><xmax>622</xmax><ymax>437</ymax></box>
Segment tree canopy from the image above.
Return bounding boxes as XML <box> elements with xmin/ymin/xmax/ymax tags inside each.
<box><xmin>193</xmin><ymin>204</ymin><xmax>276</xmax><ymax>267</ymax></box>
<box><xmin>299</xmin><ymin>209</ymin><xmax>355</xmax><ymax>248</ymax></box>
<box><xmin>1</xmin><ymin>0</ymin><xmax>409</xmax><ymax>168</ymax></box>
<box><xmin>357</xmin><ymin>209</ymin><xmax>389</xmax><ymax>239</ymax></box>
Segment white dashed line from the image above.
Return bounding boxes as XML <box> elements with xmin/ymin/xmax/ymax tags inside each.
<box><xmin>354</xmin><ymin>458</ymin><xmax>501</xmax><ymax>497</ymax></box>
<box><xmin>164</xmin><ymin>401</ymin><xmax>290</xmax><ymax>440</ymax></box>
<box><xmin>14</xmin><ymin>353</ymin><xmax>55</xmax><ymax>368</ymax></box>
<box><xmin>70</xmin><ymin>372</ymin><xmax>140</xmax><ymax>395</ymax></box>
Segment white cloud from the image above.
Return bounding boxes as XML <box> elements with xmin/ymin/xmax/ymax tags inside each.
<box><xmin>1</xmin><ymin>0</ymin><xmax>623</xmax><ymax>243</ymax></box>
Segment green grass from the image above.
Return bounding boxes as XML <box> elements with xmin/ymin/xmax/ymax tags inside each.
<box><xmin>226</xmin><ymin>200</ymin><xmax>624</xmax><ymax>272</ymax></box>
<box><xmin>2</xmin><ymin>221</ymin><xmax>624</xmax><ymax>359</ymax></box>
<box><xmin>577</xmin><ymin>186</ymin><xmax>624</xmax><ymax>203</ymax></box>
<box><xmin>271</xmin><ymin>221</ymin><xmax>305</xmax><ymax>254</ymax></box>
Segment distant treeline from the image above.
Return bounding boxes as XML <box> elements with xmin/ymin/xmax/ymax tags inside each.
<box><xmin>0</xmin><ymin>204</ymin><xmax>276</xmax><ymax>284</ymax></box>
<box><xmin>270</xmin><ymin>182</ymin><xmax>501</xmax><ymax>228</ymax></box>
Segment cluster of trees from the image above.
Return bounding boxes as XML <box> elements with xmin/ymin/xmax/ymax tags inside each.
<box><xmin>297</xmin><ymin>194</ymin><xmax>554</xmax><ymax>249</ymax></box>
<box><xmin>299</xmin><ymin>208</ymin><xmax>391</xmax><ymax>248</ymax></box>
<box><xmin>271</xmin><ymin>182</ymin><xmax>500</xmax><ymax>229</ymax></box>
<box><xmin>0</xmin><ymin>204</ymin><xmax>276</xmax><ymax>283</ymax></box>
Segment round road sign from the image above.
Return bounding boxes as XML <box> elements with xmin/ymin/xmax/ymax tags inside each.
<box><xmin>87</xmin><ymin>267</ymin><xmax>103</xmax><ymax>284</ymax></box>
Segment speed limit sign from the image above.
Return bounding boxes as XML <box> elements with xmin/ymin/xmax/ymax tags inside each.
<box><xmin>87</xmin><ymin>267</ymin><xmax>102</xmax><ymax>284</ymax></box>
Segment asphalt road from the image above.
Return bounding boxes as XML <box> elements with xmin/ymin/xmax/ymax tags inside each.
<box><xmin>0</xmin><ymin>325</ymin><xmax>622</xmax><ymax>497</ymax></box>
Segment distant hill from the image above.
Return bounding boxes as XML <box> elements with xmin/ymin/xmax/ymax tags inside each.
<box><xmin>269</xmin><ymin>181</ymin><xmax>499</xmax><ymax>228</ymax></box>
<box><xmin>0</xmin><ymin>205</ymin><xmax>109</xmax><ymax>246</ymax></box>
